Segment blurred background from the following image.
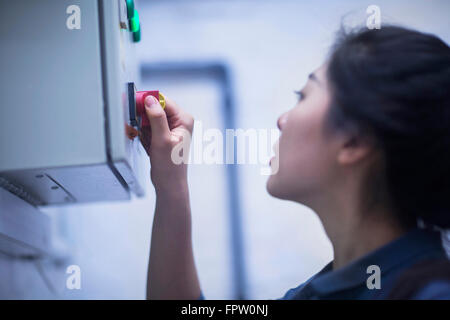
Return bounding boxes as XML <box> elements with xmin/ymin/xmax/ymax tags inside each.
<box><xmin>2</xmin><ymin>0</ymin><xmax>450</xmax><ymax>299</ymax></box>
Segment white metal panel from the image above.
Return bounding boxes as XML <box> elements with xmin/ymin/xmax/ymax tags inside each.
<box><xmin>0</xmin><ymin>0</ymin><xmax>146</xmax><ymax>204</ymax></box>
<box><xmin>98</xmin><ymin>0</ymin><xmax>146</xmax><ymax>197</ymax></box>
<box><xmin>0</xmin><ymin>0</ymin><xmax>106</xmax><ymax>171</ymax></box>
<box><xmin>0</xmin><ymin>188</ymin><xmax>51</xmax><ymax>257</ymax></box>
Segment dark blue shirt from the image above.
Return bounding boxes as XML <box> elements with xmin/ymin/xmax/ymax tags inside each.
<box><xmin>199</xmin><ymin>227</ymin><xmax>449</xmax><ymax>300</ymax></box>
<box><xmin>279</xmin><ymin>228</ymin><xmax>449</xmax><ymax>299</ymax></box>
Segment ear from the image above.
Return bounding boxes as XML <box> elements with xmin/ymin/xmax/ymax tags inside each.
<box><xmin>337</xmin><ymin>136</ymin><xmax>373</xmax><ymax>166</ymax></box>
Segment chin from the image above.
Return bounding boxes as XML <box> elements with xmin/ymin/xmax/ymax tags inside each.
<box><xmin>267</xmin><ymin>175</ymin><xmax>301</xmax><ymax>202</ymax></box>
<box><xmin>266</xmin><ymin>175</ymin><xmax>285</xmax><ymax>199</ymax></box>
<box><xmin>266</xmin><ymin>175</ymin><xmax>276</xmax><ymax>194</ymax></box>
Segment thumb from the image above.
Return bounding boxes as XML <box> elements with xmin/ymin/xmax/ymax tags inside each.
<box><xmin>144</xmin><ymin>95</ymin><xmax>170</xmax><ymax>145</ymax></box>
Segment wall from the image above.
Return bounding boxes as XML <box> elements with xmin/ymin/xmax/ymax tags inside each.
<box><xmin>136</xmin><ymin>0</ymin><xmax>450</xmax><ymax>299</ymax></box>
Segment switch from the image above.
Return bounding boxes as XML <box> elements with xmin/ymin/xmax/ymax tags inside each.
<box><xmin>128</xmin><ymin>82</ymin><xmax>138</xmax><ymax>127</ymax></box>
<box><xmin>129</xmin><ymin>9</ymin><xmax>139</xmax><ymax>33</ymax></box>
<box><xmin>132</xmin><ymin>26</ymin><xmax>141</xmax><ymax>42</ymax></box>
<box><xmin>128</xmin><ymin>82</ymin><xmax>166</xmax><ymax>129</ymax></box>
<box><xmin>126</xmin><ymin>0</ymin><xmax>134</xmax><ymax>19</ymax></box>
<box><xmin>135</xmin><ymin>91</ymin><xmax>166</xmax><ymax>127</ymax></box>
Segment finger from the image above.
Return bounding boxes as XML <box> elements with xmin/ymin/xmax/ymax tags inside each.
<box><xmin>139</xmin><ymin>129</ymin><xmax>151</xmax><ymax>156</ymax></box>
<box><xmin>144</xmin><ymin>95</ymin><xmax>171</xmax><ymax>145</ymax></box>
<box><xmin>162</xmin><ymin>95</ymin><xmax>182</xmax><ymax>118</ymax></box>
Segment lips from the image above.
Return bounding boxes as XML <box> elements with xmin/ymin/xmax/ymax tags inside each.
<box><xmin>269</xmin><ymin>156</ymin><xmax>276</xmax><ymax>166</ymax></box>
<box><xmin>270</xmin><ymin>140</ymin><xmax>279</xmax><ymax>165</ymax></box>
<box><xmin>273</xmin><ymin>140</ymin><xmax>279</xmax><ymax>154</ymax></box>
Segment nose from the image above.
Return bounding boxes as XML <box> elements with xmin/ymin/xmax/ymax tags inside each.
<box><xmin>277</xmin><ymin>112</ymin><xmax>288</xmax><ymax>130</ymax></box>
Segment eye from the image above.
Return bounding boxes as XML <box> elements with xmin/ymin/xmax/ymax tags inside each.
<box><xmin>294</xmin><ymin>90</ymin><xmax>305</xmax><ymax>102</ymax></box>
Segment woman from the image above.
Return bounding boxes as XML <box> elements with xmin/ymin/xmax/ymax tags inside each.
<box><xmin>141</xmin><ymin>25</ymin><xmax>450</xmax><ymax>300</ymax></box>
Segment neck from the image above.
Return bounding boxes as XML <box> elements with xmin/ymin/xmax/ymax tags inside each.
<box><xmin>304</xmin><ymin>185</ymin><xmax>410</xmax><ymax>270</ymax></box>
<box><xmin>329</xmin><ymin>214</ymin><xmax>409</xmax><ymax>269</ymax></box>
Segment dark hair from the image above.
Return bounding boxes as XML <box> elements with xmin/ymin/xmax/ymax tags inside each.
<box><xmin>325</xmin><ymin>25</ymin><xmax>450</xmax><ymax>228</ymax></box>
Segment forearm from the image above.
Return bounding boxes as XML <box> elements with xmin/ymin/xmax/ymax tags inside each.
<box><xmin>146</xmin><ymin>182</ymin><xmax>201</xmax><ymax>300</ymax></box>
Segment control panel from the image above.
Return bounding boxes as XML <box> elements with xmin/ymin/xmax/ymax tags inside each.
<box><xmin>0</xmin><ymin>0</ymin><xmax>149</xmax><ymax>205</ymax></box>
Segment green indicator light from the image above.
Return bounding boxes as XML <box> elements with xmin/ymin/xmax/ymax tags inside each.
<box><xmin>129</xmin><ymin>9</ymin><xmax>139</xmax><ymax>32</ymax></box>
<box><xmin>126</xmin><ymin>0</ymin><xmax>134</xmax><ymax>19</ymax></box>
<box><xmin>133</xmin><ymin>26</ymin><xmax>141</xmax><ymax>42</ymax></box>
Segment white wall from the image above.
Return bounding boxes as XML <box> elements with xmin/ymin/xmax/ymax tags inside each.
<box><xmin>136</xmin><ymin>0</ymin><xmax>450</xmax><ymax>299</ymax></box>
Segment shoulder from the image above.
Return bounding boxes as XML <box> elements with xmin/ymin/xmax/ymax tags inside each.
<box><xmin>387</xmin><ymin>258</ymin><xmax>450</xmax><ymax>299</ymax></box>
<box><xmin>411</xmin><ymin>280</ymin><xmax>450</xmax><ymax>300</ymax></box>
<box><xmin>277</xmin><ymin>283</ymin><xmax>307</xmax><ymax>300</ymax></box>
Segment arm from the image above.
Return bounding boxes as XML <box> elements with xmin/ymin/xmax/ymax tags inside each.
<box><xmin>140</xmin><ymin>95</ymin><xmax>201</xmax><ymax>299</ymax></box>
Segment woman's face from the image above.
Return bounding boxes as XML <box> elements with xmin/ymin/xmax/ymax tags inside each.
<box><xmin>267</xmin><ymin>63</ymin><xmax>344</xmax><ymax>204</ymax></box>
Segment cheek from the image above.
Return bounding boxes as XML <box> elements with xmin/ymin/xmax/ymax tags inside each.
<box><xmin>283</xmin><ymin>124</ymin><xmax>328</xmax><ymax>184</ymax></box>
<box><xmin>268</xmin><ymin>101</ymin><xmax>334</xmax><ymax>198</ymax></box>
